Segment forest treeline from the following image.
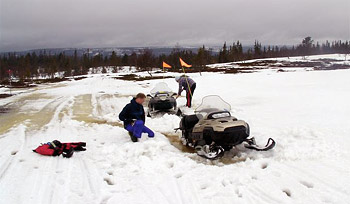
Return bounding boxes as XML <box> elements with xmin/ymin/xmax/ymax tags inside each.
<box><xmin>0</xmin><ymin>37</ymin><xmax>349</xmax><ymax>81</ymax></box>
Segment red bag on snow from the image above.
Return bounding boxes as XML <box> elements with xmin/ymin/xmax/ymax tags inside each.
<box><xmin>33</xmin><ymin>140</ymin><xmax>86</xmax><ymax>158</ymax></box>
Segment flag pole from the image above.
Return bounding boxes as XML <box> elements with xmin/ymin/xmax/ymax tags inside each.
<box><xmin>8</xmin><ymin>69</ymin><xmax>12</xmax><ymax>95</ymax></box>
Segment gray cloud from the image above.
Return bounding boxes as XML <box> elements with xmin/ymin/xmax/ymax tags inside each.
<box><xmin>1</xmin><ymin>0</ymin><xmax>349</xmax><ymax>52</ymax></box>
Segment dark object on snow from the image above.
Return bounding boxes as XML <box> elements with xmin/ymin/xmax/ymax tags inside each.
<box><xmin>147</xmin><ymin>82</ymin><xmax>177</xmax><ymax>116</ymax></box>
<box><xmin>0</xmin><ymin>94</ymin><xmax>13</xmax><ymax>99</ymax></box>
<box><xmin>51</xmin><ymin>140</ymin><xmax>62</xmax><ymax>148</ymax></box>
<box><xmin>33</xmin><ymin>141</ymin><xmax>86</xmax><ymax>158</ymax></box>
<box><xmin>62</xmin><ymin>147</ymin><xmax>74</xmax><ymax>158</ymax></box>
<box><xmin>176</xmin><ymin>95</ymin><xmax>275</xmax><ymax>160</ymax></box>
<box><xmin>128</xmin><ymin>132</ymin><xmax>138</xmax><ymax>142</ymax></box>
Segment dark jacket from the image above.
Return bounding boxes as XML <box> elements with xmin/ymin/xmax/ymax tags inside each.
<box><xmin>119</xmin><ymin>98</ymin><xmax>145</xmax><ymax>127</ymax></box>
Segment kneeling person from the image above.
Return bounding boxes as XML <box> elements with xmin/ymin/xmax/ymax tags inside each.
<box><xmin>119</xmin><ymin>93</ymin><xmax>154</xmax><ymax>142</ymax></box>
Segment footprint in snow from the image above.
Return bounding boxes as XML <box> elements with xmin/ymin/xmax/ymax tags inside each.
<box><xmin>261</xmin><ymin>162</ymin><xmax>268</xmax><ymax>169</ymax></box>
<box><xmin>235</xmin><ymin>188</ymin><xmax>243</xmax><ymax>197</ymax></box>
<box><xmin>300</xmin><ymin>180</ymin><xmax>314</xmax><ymax>188</ymax></box>
<box><xmin>282</xmin><ymin>189</ymin><xmax>292</xmax><ymax>197</ymax></box>
<box><xmin>58</xmin><ymin>179</ymin><xmax>65</xmax><ymax>185</ymax></box>
<box><xmin>104</xmin><ymin>177</ymin><xmax>114</xmax><ymax>185</ymax></box>
<box><xmin>200</xmin><ymin>183</ymin><xmax>209</xmax><ymax>190</ymax></box>
<box><xmin>221</xmin><ymin>179</ymin><xmax>230</xmax><ymax>187</ymax></box>
<box><xmin>167</xmin><ymin>161</ymin><xmax>174</xmax><ymax>168</ymax></box>
<box><xmin>174</xmin><ymin>173</ymin><xmax>183</xmax><ymax>179</ymax></box>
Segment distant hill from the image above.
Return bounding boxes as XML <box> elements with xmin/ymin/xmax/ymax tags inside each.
<box><xmin>0</xmin><ymin>47</ymin><xmax>203</xmax><ymax>57</ymax></box>
<box><xmin>0</xmin><ymin>46</ymin><xmax>253</xmax><ymax>57</ymax></box>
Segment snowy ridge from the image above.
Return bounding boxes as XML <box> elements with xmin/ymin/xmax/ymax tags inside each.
<box><xmin>207</xmin><ymin>54</ymin><xmax>350</xmax><ymax>71</ymax></box>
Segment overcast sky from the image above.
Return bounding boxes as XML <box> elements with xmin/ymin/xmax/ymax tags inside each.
<box><xmin>1</xmin><ymin>0</ymin><xmax>349</xmax><ymax>52</ymax></box>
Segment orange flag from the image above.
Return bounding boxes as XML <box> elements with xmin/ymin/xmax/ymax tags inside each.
<box><xmin>179</xmin><ymin>58</ymin><xmax>192</xmax><ymax>68</ymax></box>
<box><xmin>162</xmin><ymin>61</ymin><xmax>172</xmax><ymax>69</ymax></box>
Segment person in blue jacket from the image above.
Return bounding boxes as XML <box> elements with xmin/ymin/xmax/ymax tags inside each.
<box><xmin>119</xmin><ymin>93</ymin><xmax>154</xmax><ymax>142</ymax></box>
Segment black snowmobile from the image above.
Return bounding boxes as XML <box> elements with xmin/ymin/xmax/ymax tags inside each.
<box><xmin>177</xmin><ymin>95</ymin><xmax>275</xmax><ymax>159</ymax></box>
<box><xmin>147</xmin><ymin>82</ymin><xmax>177</xmax><ymax>116</ymax></box>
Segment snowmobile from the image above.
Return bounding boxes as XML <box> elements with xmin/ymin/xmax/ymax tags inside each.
<box><xmin>147</xmin><ymin>82</ymin><xmax>177</xmax><ymax>116</ymax></box>
<box><xmin>176</xmin><ymin>95</ymin><xmax>275</xmax><ymax>159</ymax></box>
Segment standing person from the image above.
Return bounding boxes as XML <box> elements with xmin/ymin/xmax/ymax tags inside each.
<box><xmin>119</xmin><ymin>93</ymin><xmax>154</xmax><ymax>142</ymax></box>
<box><xmin>175</xmin><ymin>75</ymin><xmax>196</xmax><ymax>108</ymax></box>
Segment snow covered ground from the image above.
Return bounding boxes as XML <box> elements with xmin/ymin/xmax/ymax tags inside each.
<box><xmin>207</xmin><ymin>54</ymin><xmax>350</xmax><ymax>71</ymax></box>
<box><xmin>0</xmin><ymin>66</ymin><xmax>350</xmax><ymax>203</ymax></box>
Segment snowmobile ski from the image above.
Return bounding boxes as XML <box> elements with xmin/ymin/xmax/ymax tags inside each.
<box><xmin>244</xmin><ymin>137</ymin><xmax>275</xmax><ymax>151</ymax></box>
<box><xmin>195</xmin><ymin>144</ymin><xmax>225</xmax><ymax>160</ymax></box>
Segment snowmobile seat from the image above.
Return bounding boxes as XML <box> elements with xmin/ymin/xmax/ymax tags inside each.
<box><xmin>183</xmin><ymin>114</ymin><xmax>199</xmax><ymax>130</ymax></box>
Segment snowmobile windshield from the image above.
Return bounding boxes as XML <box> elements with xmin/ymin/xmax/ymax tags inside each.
<box><xmin>150</xmin><ymin>82</ymin><xmax>173</xmax><ymax>96</ymax></box>
<box><xmin>208</xmin><ymin>111</ymin><xmax>231</xmax><ymax>119</ymax></box>
<box><xmin>195</xmin><ymin>95</ymin><xmax>231</xmax><ymax>115</ymax></box>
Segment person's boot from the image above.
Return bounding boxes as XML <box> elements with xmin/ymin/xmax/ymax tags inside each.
<box><xmin>129</xmin><ymin>132</ymin><xmax>138</xmax><ymax>142</ymax></box>
<box><xmin>62</xmin><ymin>147</ymin><xmax>74</xmax><ymax>158</ymax></box>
